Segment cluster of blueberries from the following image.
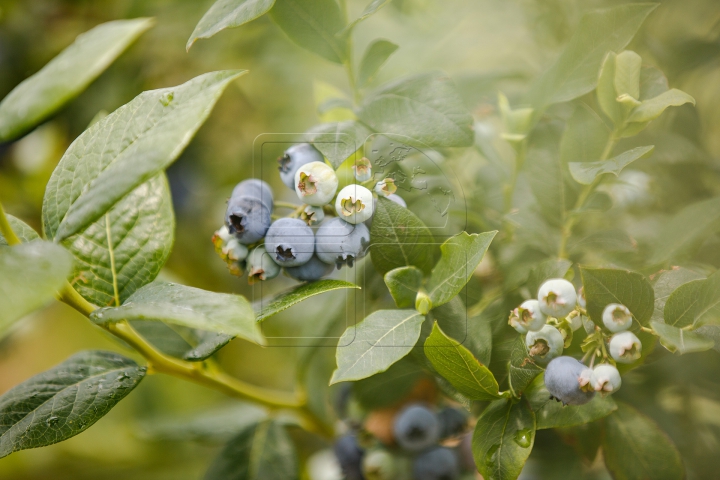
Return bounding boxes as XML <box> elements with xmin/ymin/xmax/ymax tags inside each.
<box><xmin>212</xmin><ymin>144</ymin><xmax>405</xmax><ymax>283</ymax></box>
<box><xmin>334</xmin><ymin>402</ymin><xmax>474</xmax><ymax>480</ymax></box>
<box><xmin>509</xmin><ymin>278</ymin><xmax>643</xmax><ymax>405</ymax></box>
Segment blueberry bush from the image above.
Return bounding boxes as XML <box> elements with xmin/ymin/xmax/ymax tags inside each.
<box><xmin>1</xmin><ymin>0</ymin><xmax>719</xmax><ymax>479</ymax></box>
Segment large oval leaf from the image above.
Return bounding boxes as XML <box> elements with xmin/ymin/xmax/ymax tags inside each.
<box><xmin>580</xmin><ymin>266</ymin><xmax>654</xmax><ymax>326</ymax></box>
<box><xmin>0</xmin><ymin>18</ymin><xmax>153</xmax><ymax>142</ymax></box>
<box><xmin>256</xmin><ymin>279</ymin><xmax>360</xmax><ymax>322</ymax></box>
<box><xmin>0</xmin><ymin>215</ymin><xmax>40</xmax><ymax>245</ymax></box>
<box><xmin>0</xmin><ymin>351</ymin><xmax>146</xmax><ymax>459</ymax></box>
<box><xmin>43</xmin><ymin>70</ymin><xmax>244</xmax><ymax>242</ymax></box>
<box><xmin>330</xmin><ymin>309</ymin><xmax>425</xmax><ymax>384</ymax></box>
<box><xmin>187</xmin><ymin>0</ymin><xmax>275</xmax><ymax>51</ymax></box>
<box><xmin>60</xmin><ymin>174</ymin><xmax>174</xmax><ymax>307</ymax></box>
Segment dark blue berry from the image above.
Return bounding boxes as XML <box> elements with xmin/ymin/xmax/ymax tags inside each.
<box><xmin>412</xmin><ymin>447</ymin><xmax>459</xmax><ymax>480</ymax></box>
<box><xmin>393</xmin><ymin>404</ymin><xmax>440</xmax><ymax>452</ymax></box>
<box><xmin>334</xmin><ymin>434</ymin><xmax>365</xmax><ymax>480</ymax></box>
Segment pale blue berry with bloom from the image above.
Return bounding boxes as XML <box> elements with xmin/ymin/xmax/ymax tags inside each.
<box><xmin>602</xmin><ymin>303</ymin><xmax>633</xmax><ymax>332</ymax></box>
<box><xmin>278</xmin><ymin>143</ymin><xmax>323</xmax><ymax>190</ymax></box>
<box><xmin>544</xmin><ymin>356</ymin><xmax>596</xmax><ymax>405</ymax></box>
<box><xmin>264</xmin><ymin>218</ymin><xmax>315</xmax><ymax>267</ymax></box>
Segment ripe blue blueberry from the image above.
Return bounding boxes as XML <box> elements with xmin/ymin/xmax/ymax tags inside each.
<box><xmin>295</xmin><ymin>161</ymin><xmax>339</xmax><ymax>206</ymax></box>
<box><xmin>609</xmin><ymin>331</ymin><xmax>642</xmax><ymax>363</ymax></box>
<box><xmin>246</xmin><ymin>246</ymin><xmax>280</xmax><ymax>283</ymax></box>
<box><xmin>284</xmin><ymin>254</ymin><xmax>333</xmax><ymax>282</ymax></box>
<box><xmin>437</xmin><ymin>406</ymin><xmax>468</xmax><ymax>439</ymax></box>
<box><xmin>544</xmin><ymin>356</ymin><xmax>596</xmax><ymax>406</ymax></box>
<box><xmin>264</xmin><ymin>218</ymin><xmax>314</xmax><ymax>267</ymax></box>
<box><xmin>509</xmin><ymin>299</ymin><xmax>547</xmax><ymax>333</ymax></box>
<box><xmin>231</xmin><ymin>179</ymin><xmax>274</xmax><ymax>211</ymax></box>
<box><xmin>602</xmin><ymin>303</ymin><xmax>633</xmax><ymax>332</ymax></box>
<box><xmin>592</xmin><ymin>364</ymin><xmax>622</xmax><ymax>393</ymax></box>
<box><xmin>362</xmin><ymin>449</ymin><xmax>397</xmax><ymax>480</ymax></box>
<box><xmin>336</xmin><ymin>184</ymin><xmax>374</xmax><ymax>224</ymax></box>
<box><xmin>225</xmin><ymin>195</ymin><xmax>272</xmax><ymax>244</ymax></box>
<box><xmin>315</xmin><ymin>217</ymin><xmax>370</xmax><ymax>268</ymax></box>
<box><xmin>412</xmin><ymin>447</ymin><xmax>460</xmax><ymax>480</ymax></box>
<box><xmin>393</xmin><ymin>404</ymin><xmax>440</xmax><ymax>452</ymax></box>
<box><xmin>334</xmin><ymin>434</ymin><xmax>364</xmax><ymax>480</ymax></box>
<box><xmin>525</xmin><ymin>324</ymin><xmax>564</xmax><ymax>362</ymax></box>
<box><xmin>537</xmin><ymin>278</ymin><xmax>577</xmax><ymax>318</ymax></box>
<box><xmin>278</xmin><ymin>143</ymin><xmax>323</xmax><ymax>190</ymax></box>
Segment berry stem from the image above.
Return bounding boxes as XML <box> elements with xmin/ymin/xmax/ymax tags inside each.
<box><xmin>55</xmin><ymin>282</ymin><xmax>332</xmax><ymax>437</ymax></box>
<box><xmin>0</xmin><ymin>202</ymin><xmax>21</xmax><ymax>246</ymax></box>
<box><xmin>558</xmin><ymin>131</ymin><xmax>618</xmax><ymax>258</ymax></box>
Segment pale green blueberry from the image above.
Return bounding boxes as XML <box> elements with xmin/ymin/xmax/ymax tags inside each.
<box><xmin>609</xmin><ymin>331</ymin><xmax>642</xmax><ymax>364</ymax></box>
<box><xmin>509</xmin><ymin>299</ymin><xmax>546</xmax><ymax>333</ymax></box>
<box><xmin>246</xmin><ymin>246</ymin><xmax>280</xmax><ymax>283</ymax></box>
<box><xmin>592</xmin><ymin>364</ymin><xmax>622</xmax><ymax>393</ymax></box>
<box><xmin>538</xmin><ymin>278</ymin><xmax>577</xmax><ymax>318</ymax></box>
<box><xmin>294</xmin><ymin>161</ymin><xmax>338</xmax><ymax>206</ymax></box>
<box><xmin>335</xmin><ymin>184</ymin><xmax>374</xmax><ymax>224</ymax></box>
<box><xmin>374</xmin><ymin>178</ymin><xmax>397</xmax><ymax>196</ymax></box>
<box><xmin>353</xmin><ymin>157</ymin><xmax>372</xmax><ymax>182</ymax></box>
<box><xmin>602</xmin><ymin>303</ymin><xmax>633</xmax><ymax>332</ymax></box>
<box><xmin>301</xmin><ymin>205</ymin><xmax>324</xmax><ymax>225</ymax></box>
<box><xmin>223</xmin><ymin>238</ymin><xmax>248</xmax><ymax>262</ymax></box>
<box><xmin>526</xmin><ymin>325</ymin><xmax>564</xmax><ymax>362</ymax></box>
<box><xmin>568</xmin><ymin>314</ymin><xmax>583</xmax><ymax>331</ymax></box>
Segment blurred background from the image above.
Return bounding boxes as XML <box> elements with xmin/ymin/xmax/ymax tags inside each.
<box><xmin>1</xmin><ymin>0</ymin><xmax>720</xmax><ymax>478</ymax></box>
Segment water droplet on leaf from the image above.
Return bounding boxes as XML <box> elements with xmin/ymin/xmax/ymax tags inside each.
<box><xmin>514</xmin><ymin>429</ymin><xmax>532</xmax><ymax>448</ymax></box>
<box><xmin>46</xmin><ymin>416</ymin><xmax>59</xmax><ymax>426</ymax></box>
<box><xmin>485</xmin><ymin>444</ymin><xmax>500</xmax><ymax>467</ymax></box>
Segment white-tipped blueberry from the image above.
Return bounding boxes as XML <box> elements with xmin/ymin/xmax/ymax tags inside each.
<box><xmin>223</xmin><ymin>238</ymin><xmax>248</xmax><ymax>262</ymax></box>
<box><xmin>353</xmin><ymin>157</ymin><xmax>372</xmax><ymax>182</ymax></box>
<box><xmin>335</xmin><ymin>184</ymin><xmax>374</xmax><ymax>224</ymax></box>
<box><xmin>295</xmin><ymin>161</ymin><xmax>339</xmax><ymax>206</ymax></box>
<box><xmin>285</xmin><ymin>255</ymin><xmax>334</xmax><ymax>282</ymax></box>
<box><xmin>526</xmin><ymin>325</ymin><xmax>564</xmax><ymax>362</ymax></box>
<box><xmin>609</xmin><ymin>331</ymin><xmax>642</xmax><ymax>364</ymax></box>
<box><xmin>315</xmin><ymin>218</ymin><xmax>370</xmax><ymax>268</ymax></box>
<box><xmin>246</xmin><ymin>247</ymin><xmax>280</xmax><ymax>283</ymax></box>
<box><xmin>602</xmin><ymin>303</ymin><xmax>633</xmax><ymax>332</ymax></box>
<box><xmin>301</xmin><ymin>205</ymin><xmax>325</xmax><ymax>225</ymax></box>
<box><xmin>544</xmin><ymin>356</ymin><xmax>596</xmax><ymax>405</ymax></box>
<box><xmin>537</xmin><ymin>278</ymin><xmax>578</xmax><ymax>318</ymax></box>
<box><xmin>264</xmin><ymin>218</ymin><xmax>315</xmax><ymax>267</ymax></box>
<box><xmin>278</xmin><ymin>143</ymin><xmax>323</xmax><ymax>190</ymax></box>
<box><xmin>509</xmin><ymin>299</ymin><xmax>547</xmax><ymax>333</ymax></box>
<box><xmin>374</xmin><ymin>178</ymin><xmax>397</xmax><ymax>196</ymax></box>
<box><xmin>592</xmin><ymin>364</ymin><xmax>622</xmax><ymax>393</ymax></box>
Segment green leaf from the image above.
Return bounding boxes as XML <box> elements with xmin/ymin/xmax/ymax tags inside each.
<box><xmin>527</xmin><ymin>259</ymin><xmax>573</xmax><ymax>297</ymax></box>
<box><xmin>358</xmin><ymin>72</ymin><xmax>474</xmax><ymax>147</ymax></box>
<box><xmin>269</xmin><ymin>0</ymin><xmax>347</xmax><ymax>64</ymax></box>
<box><xmin>580</xmin><ymin>267</ymin><xmax>655</xmax><ymax>326</ymax></box>
<box><xmin>525</xmin><ymin>374</ymin><xmax>617</xmax><ymax>429</ymax></box>
<box><xmin>527</xmin><ymin>3</ymin><xmax>657</xmax><ymax>109</ymax></box>
<box><xmin>424</xmin><ymin>322</ymin><xmax>500</xmax><ymax>401</ymax></box>
<box><xmin>692</xmin><ymin>270</ymin><xmax>720</xmax><ymax>327</ymax></box>
<box><xmin>508</xmin><ymin>336</ymin><xmax>544</xmax><ymax>397</ymax></box>
<box><xmin>184</xmin><ymin>333</ymin><xmax>235</xmax><ymax>361</ymax></box>
<box><xmin>43</xmin><ymin>70</ymin><xmax>244</xmax><ymax>243</ymax></box>
<box><xmin>627</xmin><ymin>88</ymin><xmax>696</xmax><ymax>124</ymax></box>
<box><xmin>602</xmin><ymin>402</ymin><xmax>684</xmax><ymax>480</ymax></box>
<box><xmin>426</xmin><ymin>231</ymin><xmax>496</xmax><ymax>308</ymax></box>
<box><xmin>90</xmin><ymin>281</ymin><xmax>263</xmax><ymax>345</ymax></box>
<box><xmin>0</xmin><ymin>350</ymin><xmax>146</xmax><ymax>459</ymax></box>
<box><xmin>663</xmin><ymin>279</ymin><xmax>704</xmax><ymax>327</ymax></box>
<box><xmin>525</xmin><ymin>124</ymin><xmax>566</xmax><ymax>226</ymax></box>
<box><xmin>370</xmin><ymin>197</ymin><xmax>437</xmax><ymax>275</ymax></box>
<box><xmin>256</xmin><ymin>280</ymin><xmax>360</xmax><ymax>322</ymax></box>
<box><xmin>0</xmin><ymin>18</ymin><xmax>153</xmax><ymax>142</ymax></box>
<box><xmin>357</xmin><ymin>39</ymin><xmax>399</xmax><ymax>88</ymax></box>
<box><xmin>187</xmin><ymin>0</ymin><xmax>275</xmax><ymax>51</ymax></box>
<box><xmin>472</xmin><ymin>399</ymin><xmax>535</xmax><ymax>480</ymax></box>
<box><xmin>59</xmin><ymin>174</ymin><xmax>174</xmax><ymax>307</ymax></box>
<box><xmin>384</xmin><ymin>266</ymin><xmax>423</xmax><ymax>309</ymax></box>
<box><xmin>650</xmin><ymin>197</ymin><xmax>720</xmax><ymax>264</ymax></box>
<box><xmin>560</xmin><ymin>104</ymin><xmax>611</xmax><ymax>165</ymax></box>
<box><xmin>330</xmin><ymin>309</ymin><xmax>425</xmax><ymax>384</ymax></box>
<box><xmin>0</xmin><ymin>215</ymin><xmax>40</xmax><ymax>245</ymax></box>
<box><xmin>342</xmin><ymin>0</ymin><xmax>391</xmax><ymax>35</ymax></box>
<box><xmin>205</xmin><ymin>420</ymin><xmax>297</xmax><ymax>480</ymax></box>
<box><xmin>569</xmin><ymin>145</ymin><xmax>654</xmax><ymax>185</ymax></box>
<box><xmin>306</xmin><ymin>121</ymin><xmax>371</xmax><ymax>169</ymax></box>
<box><xmin>639</xmin><ymin>65</ymin><xmax>669</xmax><ymax>100</ymax></box>
<box><xmin>651</xmin><ymin>321</ymin><xmax>714</xmax><ymax>354</ymax></box>
<box><xmin>568</xmin><ymin>229</ymin><xmax>637</xmax><ymax>255</ymax></box>
<box><xmin>614</xmin><ymin>50</ymin><xmax>642</xmax><ymax>100</ymax></box>
<box><xmin>352</xmin><ymin>357</ymin><xmax>423</xmax><ymax>409</ymax></box>
<box><xmin>597</xmin><ymin>52</ymin><xmax>622</xmax><ymax>125</ymax></box>
<box><xmin>651</xmin><ymin>268</ymin><xmax>704</xmax><ymax>323</ymax></box>
<box><xmin>0</xmin><ymin>241</ymin><xmax>73</xmax><ymax>338</ymax></box>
